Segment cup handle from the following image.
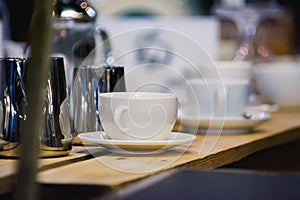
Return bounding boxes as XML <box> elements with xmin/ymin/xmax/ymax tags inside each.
<box><xmin>215</xmin><ymin>89</ymin><xmax>226</xmax><ymax>116</ymax></box>
<box><xmin>113</xmin><ymin>105</ymin><xmax>129</xmax><ymax>132</ymax></box>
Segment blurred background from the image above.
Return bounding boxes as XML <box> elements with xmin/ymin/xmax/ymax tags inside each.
<box><xmin>4</xmin><ymin>0</ymin><xmax>300</xmax><ymax>59</ymax></box>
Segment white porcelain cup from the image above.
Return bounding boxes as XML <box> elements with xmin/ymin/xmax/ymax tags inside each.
<box><xmin>202</xmin><ymin>60</ymin><xmax>252</xmax><ymax>80</ymax></box>
<box><xmin>185</xmin><ymin>79</ymin><xmax>250</xmax><ymax>118</ymax></box>
<box><xmin>99</xmin><ymin>92</ymin><xmax>178</xmax><ymax>140</ymax></box>
<box><xmin>254</xmin><ymin>61</ymin><xmax>300</xmax><ymax>107</ymax></box>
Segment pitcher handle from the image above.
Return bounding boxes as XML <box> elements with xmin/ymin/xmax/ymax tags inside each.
<box><xmin>95</xmin><ymin>26</ymin><xmax>114</xmax><ymax>66</ymax></box>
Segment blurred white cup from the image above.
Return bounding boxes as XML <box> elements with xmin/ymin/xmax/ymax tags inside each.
<box><xmin>254</xmin><ymin>61</ymin><xmax>300</xmax><ymax>107</ymax></box>
<box><xmin>202</xmin><ymin>60</ymin><xmax>252</xmax><ymax>80</ymax></box>
<box><xmin>184</xmin><ymin>79</ymin><xmax>251</xmax><ymax>118</ymax></box>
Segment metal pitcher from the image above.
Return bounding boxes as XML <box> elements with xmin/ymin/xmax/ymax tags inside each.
<box><xmin>0</xmin><ymin>57</ymin><xmax>72</xmax><ymax>158</ymax></box>
<box><xmin>71</xmin><ymin>65</ymin><xmax>126</xmax><ymax>135</ymax></box>
<box><xmin>0</xmin><ymin>58</ymin><xmax>27</xmax><ymax>157</ymax></box>
<box><xmin>40</xmin><ymin>57</ymin><xmax>72</xmax><ymax>157</ymax></box>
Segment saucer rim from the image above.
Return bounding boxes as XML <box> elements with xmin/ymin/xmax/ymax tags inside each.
<box><xmin>178</xmin><ymin>111</ymin><xmax>271</xmax><ymax>122</ymax></box>
<box><xmin>178</xmin><ymin>111</ymin><xmax>271</xmax><ymax>132</ymax></box>
<box><xmin>77</xmin><ymin>131</ymin><xmax>196</xmax><ymax>146</ymax></box>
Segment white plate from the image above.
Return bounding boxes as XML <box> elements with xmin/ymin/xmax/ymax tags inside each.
<box><xmin>77</xmin><ymin>132</ymin><xmax>196</xmax><ymax>154</ymax></box>
<box><xmin>180</xmin><ymin>112</ymin><xmax>271</xmax><ymax>134</ymax></box>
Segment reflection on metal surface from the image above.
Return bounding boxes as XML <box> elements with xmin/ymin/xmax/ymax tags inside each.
<box><xmin>40</xmin><ymin>57</ymin><xmax>72</xmax><ymax>156</ymax></box>
<box><xmin>0</xmin><ymin>57</ymin><xmax>72</xmax><ymax>158</ymax></box>
<box><xmin>0</xmin><ymin>58</ymin><xmax>27</xmax><ymax>150</ymax></box>
<box><xmin>71</xmin><ymin>65</ymin><xmax>126</xmax><ymax>135</ymax></box>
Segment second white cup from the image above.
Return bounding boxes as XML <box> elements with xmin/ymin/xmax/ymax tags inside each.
<box><xmin>185</xmin><ymin>79</ymin><xmax>250</xmax><ymax>118</ymax></box>
<box><xmin>202</xmin><ymin>60</ymin><xmax>252</xmax><ymax>80</ymax></box>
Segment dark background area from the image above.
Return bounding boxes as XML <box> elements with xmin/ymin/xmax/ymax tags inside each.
<box><xmin>4</xmin><ymin>0</ymin><xmax>34</xmax><ymax>41</ymax></box>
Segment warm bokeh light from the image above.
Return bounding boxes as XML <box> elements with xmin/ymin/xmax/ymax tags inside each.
<box><xmin>257</xmin><ymin>45</ymin><xmax>270</xmax><ymax>58</ymax></box>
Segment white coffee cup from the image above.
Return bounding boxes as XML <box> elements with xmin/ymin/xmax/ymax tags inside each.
<box><xmin>185</xmin><ymin>79</ymin><xmax>250</xmax><ymax>118</ymax></box>
<box><xmin>99</xmin><ymin>92</ymin><xmax>178</xmax><ymax>140</ymax></box>
<box><xmin>202</xmin><ymin>60</ymin><xmax>252</xmax><ymax>80</ymax></box>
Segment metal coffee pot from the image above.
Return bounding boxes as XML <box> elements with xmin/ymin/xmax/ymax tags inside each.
<box><xmin>52</xmin><ymin>0</ymin><xmax>126</xmax><ymax>137</ymax></box>
<box><xmin>52</xmin><ymin>0</ymin><xmax>112</xmax><ymax>92</ymax></box>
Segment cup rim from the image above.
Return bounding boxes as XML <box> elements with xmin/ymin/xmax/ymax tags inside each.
<box><xmin>99</xmin><ymin>92</ymin><xmax>176</xmax><ymax>100</ymax></box>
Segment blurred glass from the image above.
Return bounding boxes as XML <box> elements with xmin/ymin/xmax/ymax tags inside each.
<box><xmin>213</xmin><ymin>0</ymin><xmax>282</xmax><ymax>62</ymax></box>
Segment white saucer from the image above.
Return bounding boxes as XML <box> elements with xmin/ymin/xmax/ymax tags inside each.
<box><xmin>179</xmin><ymin>112</ymin><xmax>271</xmax><ymax>134</ymax></box>
<box><xmin>77</xmin><ymin>132</ymin><xmax>196</xmax><ymax>154</ymax></box>
<box><xmin>247</xmin><ymin>104</ymin><xmax>279</xmax><ymax>113</ymax></box>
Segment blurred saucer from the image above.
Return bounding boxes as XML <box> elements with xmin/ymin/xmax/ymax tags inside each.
<box><xmin>77</xmin><ymin>132</ymin><xmax>195</xmax><ymax>154</ymax></box>
<box><xmin>179</xmin><ymin>112</ymin><xmax>271</xmax><ymax>134</ymax></box>
<box><xmin>247</xmin><ymin>104</ymin><xmax>279</xmax><ymax>113</ymax></box>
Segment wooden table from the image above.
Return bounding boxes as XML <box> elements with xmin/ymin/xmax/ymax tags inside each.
<box><xmin>1</xmin><ymin>109</ymin><xmax>300</xmax><ymax>197</ymax></box>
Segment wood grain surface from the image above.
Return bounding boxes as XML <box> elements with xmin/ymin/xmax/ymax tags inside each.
<box><xmin>36</xmin><ymin>109</ymin><xmax>300</xmax><ymax>187</ymax></box>
<box><xmin>0</xmin><ymin>109</ymin><xmax>300</xmax><ymax>194</ymax></box>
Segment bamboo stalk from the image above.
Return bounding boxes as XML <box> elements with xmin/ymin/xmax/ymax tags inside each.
<box><xmin>13</xmin><ymin>0</ymin><xmax>53</xmax><ymax>200</ymax></box>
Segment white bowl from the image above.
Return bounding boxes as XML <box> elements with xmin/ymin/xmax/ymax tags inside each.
<box><xmin>253</xmin><ymin>61</ymin><xmax>300</xmax><ymax>107</ymax></box>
